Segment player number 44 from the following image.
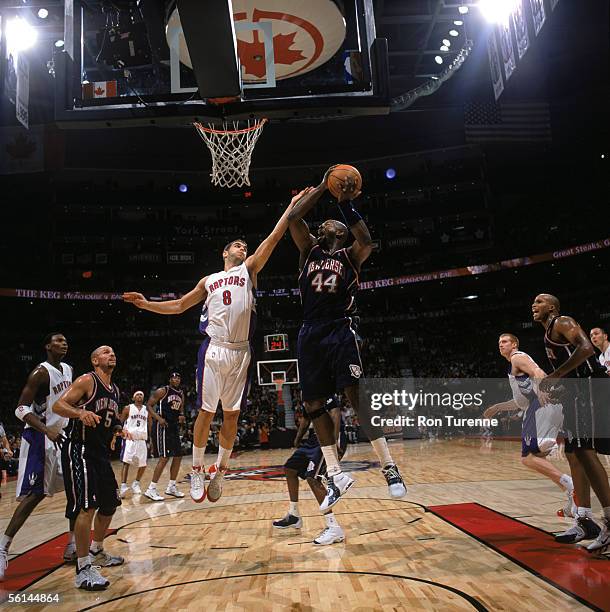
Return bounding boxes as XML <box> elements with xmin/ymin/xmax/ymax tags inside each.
<box><xmin>311</xmin><ymin>272</ymin><xmax>338</xmax><ymax>293</ymax></box>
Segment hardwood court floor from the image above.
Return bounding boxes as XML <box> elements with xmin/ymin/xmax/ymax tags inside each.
<box><xmin>1</xmin><ymin>438</ymin><xmax>609</xmax><ymax>611</ymax></box>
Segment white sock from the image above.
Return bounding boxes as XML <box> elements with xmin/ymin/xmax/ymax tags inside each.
<box><xmin>289</xmin><ymin>501</ymin><xmax>300</xmax><ymax>517</ymax></box>
<box><xmin>192</xmin><ymin>445</ymin><xmax>205</xmax><ymax>468</ymax></box>
<box><xmin>217</xmin><ymin>445</ymin><xmax>233</xmax><ymax>469</ymax></box>
<box><xmin>559</xmin><ymin>474</ymin><xmax>573</xmax><ymax>491</ymax></box>
<box><xmin>169</xmin><ymin>480</ymin><xmax>176</xmax><ymax>488</ymax></box>
<box><xmin>67</xmin><ymin>532</ymin><xmax>75</xmax><ymax>546</ymax></box>
<box><xmin>0</xmin><ymin>534</ymin><xmax>13</xmax><ymax>552</ymax></box>
<box><xmin>149</xmin><ymin>481</ymin><xmax>158</xmax><ymax>489</ymax></box>
<box><xmin>121</xmin><ymin>482</ymin><xmax>128</xmax><ymax>488</ymax></box>
<box><xmin>371</xmin><ymin>437</ymin><xmax>393</xmax><ymax>467</ymax></box>
<box><xmin>321</xmin><ymin>445</ymin><xmax>341</xmax><ymax>477</ymax></box>
<box><xmin>133</xmin><ymin>480</ymin><xmax>139</xmax><ymax>486</ymax></box>
<box><xmin>576</xmin><ymin>506</ymin><xmax>593</xmax><ymax>518</ymax></box>
<box><xmin>325</xmin><ymin>513</ymin><xmax>339</xmax><ymax>528</ymax></box>
<box><xmin>90</xmin><ymin>540</ymin><xmax>103</xmax><ymax>553</ymax></box>
<box><xmin>77</xmin><ymin>555</ymin><xmax>91</xmax><ymax>571</ymax></box>
<box><xmin>603</xmin><ymin>506</ymin><xmax>610</xmax><ymax>520</ymax></box>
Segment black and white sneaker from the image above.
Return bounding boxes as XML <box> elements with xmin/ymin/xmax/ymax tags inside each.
<box><xmin>75</xmin><ymin>565</ymin><xmax>110</xmax><ymax>591</ymax></box>
<box><xmin>272</xmin><ymin>513</ymin><xmax>303</xmax><ymax>529</ymax></box>
<box><xmin>90</xmin><ymin>549</ymin><xmax>125</xmax><ymax>567</ymax></box>
<box><xmin>382</xmin><ymin>464</ymin><xmax>407</xmax><ymax>498</ymax></box>
<box><xmin>555</xmin><ymin>516</ymin><xmax>601</xmax><ymax>544</ymax></box>
<box><xmin>320</xmin><ymin>472</ymin><xmax>354</xmax><ymax>511</ymax></box>
<box><xmin>587</xmin><ymin>518</ymin><xmax>610</xmax><ymax>553</ymax></box>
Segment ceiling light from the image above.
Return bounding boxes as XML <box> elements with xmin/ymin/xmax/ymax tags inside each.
<box><xmin>6</xmin><ymin>18</ymin><xmax>38</xmax><ymax>54</ymax></box>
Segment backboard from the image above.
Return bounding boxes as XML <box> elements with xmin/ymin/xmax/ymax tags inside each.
<box><xmin>54</xmin><ymin>0</ymin><xmax>389</xmax><ymax>128</ymax></box>
<box><xmin>257</xmin><ymin>359</ymin><xmax>300</xmax><ymax>386</ymax></box>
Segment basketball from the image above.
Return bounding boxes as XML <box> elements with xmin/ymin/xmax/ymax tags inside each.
<box><xmin>326</xmin><ymin>164</ymin><xmax>363</xmax><ymax>199</ymax></box>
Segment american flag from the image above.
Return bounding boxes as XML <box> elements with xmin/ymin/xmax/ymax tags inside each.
<box><xmin>464</xmin><ymin>101</ymin><xmax>552</xmax><ymax>143</ymax></box>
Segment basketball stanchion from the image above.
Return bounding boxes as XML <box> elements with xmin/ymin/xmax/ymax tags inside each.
<box><xmin>273</xmin><ymin>376</ymin><xmax>285</xmax><ymax>408</ymax></box>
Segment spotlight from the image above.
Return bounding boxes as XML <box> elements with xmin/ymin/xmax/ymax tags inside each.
<box><xmin>454</xmin><ymin>20</ymin><xmax>464</xmax><ymax>25</ymax></box>
<box><xmin>458</xmin><ymin>6</ymin><xmax>469</xmax><ymax>14</ymax></box>
<box><xmin>55</xmin><ymin>39</ymin><xmax>65</xmax><ymax>48</ymax></box>
<box><xmin>37</xmin><ymin>8</ymin><xmax>49</xmax><ymax>19</ymax></box>
<box><xmin>463</xmin><ymin>295</ymin><xmax>478</xmax><ymax>300</ymax></box>
<box><xmin>478</xmin><ymin>0</ymin><xmax>519</xmax><ymax>24</ymax></box>
<box><xmin>385</xmin><ymin>168</ymin><xmax>396</xmax><ymax>180</ymax></box>
<box><xmin>178</xmin><ymin>183</ymin><xmax>188</xmax><ymax>193</ymax></box>
<box><xmin>601</xmin><ymin>154</ymin><xmax>606</xmax><ymax>159</ymax></box>
<box><xmin>449</xmin><ymin>29</ymin><xmax>459</xmax><ymax>36</ymax></box>
<box><xmin>6</xmin><ymin>18</ymin><xmax>38</xmax><ymax>54</ymax></box>
<box><xmin>440</xmin><ymin>45</ymin><xmax>449</xmax><ymax>52</ymax></box>
<box><xmin>434</xmin><ymin>55</ymin><xmax>443</xmax><ymax>65</ymax></box>
<box><xmin>442</xmin><ymin>38</ymin><xmax>451</xmax><ymax>46</ymax></box>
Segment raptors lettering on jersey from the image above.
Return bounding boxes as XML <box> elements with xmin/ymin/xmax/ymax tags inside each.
<box><xmin>199</xmin><ymin>263</ymin><xmax>256</xmax><ymax>344</ymax></box>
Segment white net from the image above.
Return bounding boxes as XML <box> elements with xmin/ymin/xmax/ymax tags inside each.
<box><xmin>194</xmin><ymin>119</ymin><xmax>267</xmax><ymax>188</ymax></box>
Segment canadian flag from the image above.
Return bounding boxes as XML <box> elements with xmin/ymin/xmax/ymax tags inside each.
<box><xmin>82</xmin><ymin>81</ymin><xmax>118</xmax><ymax>99</ymax></box>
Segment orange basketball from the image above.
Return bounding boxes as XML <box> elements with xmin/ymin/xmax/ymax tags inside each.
<box><xmin>326</xmin><ymin>164</ymin><xmax>363</xmax><ymax>199</ymax></box>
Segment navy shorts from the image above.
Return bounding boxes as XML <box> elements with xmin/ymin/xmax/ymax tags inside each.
<box><xmin>297</xmin><ymin>318</ymin><xmax>362</xmax><ymax>402</ymax></box>
<box><xmin>285</xmin><ymin>433</ymin><xmax>349</xmax><ymax>480</ymax></box>
<box><xmin>151</xmin><ymin>422</ymin><xmax>183</xmax><ymax>457</ymax></box>
<box><xmin>62</xmin><ymin>442</ymin><xmax>121</xmax><ymax>519</ymax></box>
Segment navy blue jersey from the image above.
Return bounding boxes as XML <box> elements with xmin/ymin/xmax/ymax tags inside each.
<box><xmin>157</xmin><ymin>386</ymin><xmax>184</xmax><ymax>423</ymax></box>
<box><xmin>544</xmin><ymin>316</ymin><xmax>607</xmax><ymax>379</ymax></box>
<box><xmin>298</xmin><ymin>245</ymin><xmax>358</xmax><ymax>321</ymax></box>
<box><xmin>65</xmin><ymin>372</ymin><xmax>121</xmax><ymax>457</ymax></box>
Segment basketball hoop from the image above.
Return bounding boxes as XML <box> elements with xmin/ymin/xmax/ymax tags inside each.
<box><xmin>273</xmin><ymin>375</ymin><xmax>285</xmax><ymax>407</ymax></box>
<box><xmin>193</xmin><ymin>118</ymin><xmax>267</xmax><ymax>188</ymax></box>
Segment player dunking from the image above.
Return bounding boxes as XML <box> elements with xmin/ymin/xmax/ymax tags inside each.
<box><xmin>533</xmin><ymin>294</ymin><xmax>610</xmax><ymax>552</ymax></box>
<box><xmin>287</xmin><ymin>169</ymin><xmax>406</xmax><ymax>510</ymax></box>
<box><xmin>483</xmin><ymin>333</ymin><xmax>575</xmax><ymax>517</ymax></box>
<box><xmin>119</xmin><ymin>391</ymin><xmax>150</xmax><ymax>498</ymax></box>
<box><xmin>144</xmin><ymin>373</ymin><xmax>186</xmax><ymax>501</ymax></box>
<box><xmin>0</xmin><ymin>333</ymin><xmax>75</xmax><ymax>581</ymax></box>
<box><xmin>54</xmin><ymin>345</ymin><xmax>130</xmax><ymax>590</ymax></box>
<box><xmin>123</xmin><ymin>189</ymin><xmax>311</xmax><ymax>503</ymax></box>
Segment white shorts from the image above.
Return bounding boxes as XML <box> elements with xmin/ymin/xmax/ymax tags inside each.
<box><xmin>197</xmin><ymin>340</ymin><xmax>252</xmax><ymax>413</ymax></box>
<box><xmin>522</xmin><ymin>402</ymin><xmax>564</xmax><ymax>456</ymax></box>
<box><xmin>121</xmin><ymin>439</ymin><xmax>148</xmax><ymax>467</ymax></box>
<box><xmin>16</xmin><ymin>429</ymin><xmax>64</xmax><ymax>498</ymax></box>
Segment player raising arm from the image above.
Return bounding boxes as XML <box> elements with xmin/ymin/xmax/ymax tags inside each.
<box><xmin>123</xmin><ymin>189</ymin><xmax>312</xmax><ymax>504</ymax></box>
<box><xmin>286</xmin><ymin>168</ymin><xmax>406</xmax><ymax>511</ymax></box>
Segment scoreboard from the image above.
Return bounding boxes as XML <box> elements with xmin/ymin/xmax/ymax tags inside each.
<box><xmin>264</xmin><ymin>333</ymin><xmax>289</xmax><ymax>352</ymax></box>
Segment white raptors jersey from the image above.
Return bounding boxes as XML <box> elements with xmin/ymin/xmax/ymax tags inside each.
<box><xmin>29</xmin><ymin>362</ymin><xmax>72</xmax><ymax>432</ymax></box>
<box><xmin>199</xmin><ymin>262</ymin><xmax>256</xmax><ymax>344</ymax></box>
<box><xmin>124</xmin><ymin>404</ymin><xmax>148</xmax><ymax>440</ymax></box>
<box><xmin>508</xmin><ymin>351</ymin><xmax>535</xmax><ymax>410</ymax></box>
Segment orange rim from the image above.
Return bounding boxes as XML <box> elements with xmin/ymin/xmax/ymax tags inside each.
<box><xmin>193</xmin><ymin>118</ymin><xmax>267</xmax><ymax>135</ymax></box>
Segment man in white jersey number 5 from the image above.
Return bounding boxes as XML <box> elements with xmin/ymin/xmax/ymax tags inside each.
<box><xmin>123</xmin><ymin>188</ymin><xmax>312</xmax><ymax>503</ymax></box>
